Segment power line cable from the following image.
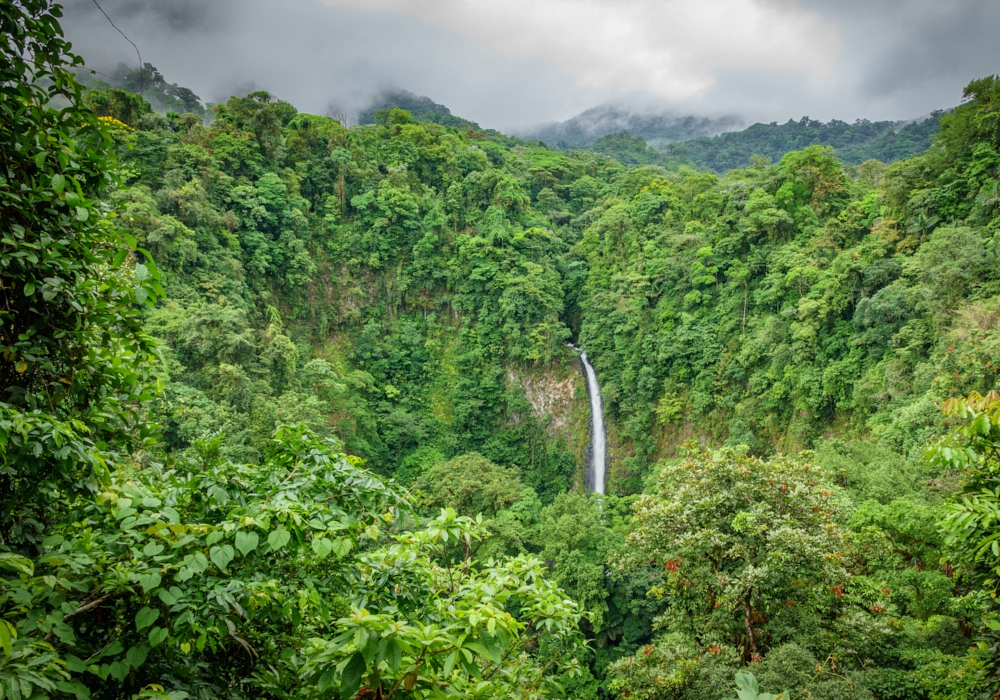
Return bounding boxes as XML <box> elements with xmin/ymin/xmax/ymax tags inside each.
<box><xmin>90</xmin><ymin>0</ymin><xmax>144</xmax><ymax>91</ymax></box>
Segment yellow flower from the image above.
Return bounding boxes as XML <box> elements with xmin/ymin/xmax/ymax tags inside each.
<box><xmin>97</xmin><ymin>115</ymin><xmax>135</xmax><ymax>132</ymax></box>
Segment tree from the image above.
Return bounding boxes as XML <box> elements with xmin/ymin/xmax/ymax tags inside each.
<box><xmin>414</xmin><ymin>453</ymin><xmax>525</xmax><ymax>518</ymax></box>
<box><xmin>928</xmin><ymin>390</ymin><xmax>1000</xmax><ymax>688</ymax></box>
<box><xmin>0</xmin><ymin>7</ymin><xmax>588</xmax><ymax>697</ymax></box>
<box><xmin>0</xmin><ymin>426</ymin><xmax>399</xmax><ymax>696</ymax></box>
<box><xmin>539</xmin><ymin>492</ymin><xmax>613</xmax><ymax>631</ymax></box>
<box><xmin>619</xmin><ymin>447</ymin><xmax>845</xmax><ymax>661</ymax></box>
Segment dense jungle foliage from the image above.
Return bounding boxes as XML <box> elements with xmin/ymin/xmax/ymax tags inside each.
<box><xmin>662</xmin><ymin>113</ymin><xmax>943</xmax><ymax>173</ymax></box>
<box><xmin>568</xmin><ymin>114</ymin><xmax>941</xmax><ymax>174</ymax></box>
<box><xmin>374</xmin><ymin>100</ymin><xmax>939</xmax><ymax>175</ymax></box>
<box><xmin>5</xmin><ymin>2</ymin><xmax>1000</xmax><ymax>698</ymax></box>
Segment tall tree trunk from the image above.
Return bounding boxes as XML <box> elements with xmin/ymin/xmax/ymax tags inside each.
<box><xmin>742</xmin><ymin>595</ymin><xmax>759</xmax><ymax>660</ymax></box>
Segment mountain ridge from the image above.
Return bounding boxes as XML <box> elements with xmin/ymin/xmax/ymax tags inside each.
<box><xmin>355</xmin><ymin>87</ymin><xmax>482</xmax><ymax>130</ymax></box>
<box><xmin>357</xmin><ymin>88</ymin><xmax>944</xmax><ymax>170</ymax></box>
<box><xmin>665</xmin><ymin>111</ymin><xmax>945</xmax><ymax>172</ymax></box>
<box><xmin>516</xmin><ymin>104</ymin><xmax>744</xmax><ymax>148</ymax></box>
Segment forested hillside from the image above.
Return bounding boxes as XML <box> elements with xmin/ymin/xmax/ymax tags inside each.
<box><xmin>664</xmin><ymin>113</ymin><xmax>943</xmax><ymax>173</ymax></box>
<box><xmin>520</xmin><ymin>106</ymin><xmax>743</xmax><ymax>149</ymax></box>
<box><xmin>102</xmin><ymin>87</ymin><xmax>600</xmax><ymax>500</ymax></box>
<box><xmin>5</xmin><ymin>2</ymin><xmax>1000</xmax><ymax>698</ymax></box>
<box><xmin>341</xmin><ymin>93</ymin><xmax>939</xmax><ymax>174</ymax></box>
<box><xmin>356</xmin><ymin>89</ymin><xmax>480</xmax><ymax>130</ymax></box>
<box><xmin>76</xmin><ymin>61</ymin><xmax>207</xmax><ymax>118</ymax></box>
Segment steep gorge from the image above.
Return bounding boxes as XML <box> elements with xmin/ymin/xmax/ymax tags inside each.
<box><xmin>7</xmin><ymin>3</ymin><xmax>1000</xmax><ymax>695</ymax></box>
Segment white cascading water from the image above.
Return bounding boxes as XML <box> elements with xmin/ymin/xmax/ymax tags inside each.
<box><xmin>578</xmin><ymin>350</ymin><xmax>606</xmax><ymax>496</ymax></box>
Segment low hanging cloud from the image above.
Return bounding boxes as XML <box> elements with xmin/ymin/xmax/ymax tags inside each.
<box><xmin>324</xmin><ymin>0</ymin><xmax>840</xmax><ymax>101</ymax></box>
<box><xmin>60</xmin><ymin>0</ymin><xmax>613</xmax><ymax>128</ymax></box>
<box><xmin>58</xmin><ymin>0</ymin><xmax>999</xmax><ymax>131</ymax></box>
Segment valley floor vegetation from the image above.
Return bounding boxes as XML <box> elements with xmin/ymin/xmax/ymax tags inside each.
<box><xmin>4</xmin><ymin>1</ymin><xmax>1000</xmax><ymax>698</ymax></box>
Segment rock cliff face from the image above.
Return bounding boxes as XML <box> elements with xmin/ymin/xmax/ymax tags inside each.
<box><xmin>506</xmin><ymin>358</ymin><xmax>591</xmax><ymax>490</ymax></box>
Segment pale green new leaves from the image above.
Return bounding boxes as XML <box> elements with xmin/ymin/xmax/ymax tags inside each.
<box><xmin>0</xmin><ymin>427</ymin><xmax>401</xmax><ymax>696</ymax></box>
<box><xmin>299</xmin><ymin>509</ymin><xmax>587</xmax><ymax>700</ymax></box>
<box><xmin>725</xmin><ymin>671</ymin><xmax>787</xmax><ymax>700</ymax></box>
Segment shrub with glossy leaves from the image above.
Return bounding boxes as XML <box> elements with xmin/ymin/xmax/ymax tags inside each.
<box><xmin>0</xmin><ymin>0</ymin><xmax>161</xmax><ymax>544</ymax></box>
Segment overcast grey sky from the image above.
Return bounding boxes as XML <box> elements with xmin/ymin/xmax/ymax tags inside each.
<box><xmin>59</xmin><ymin>0</ymin><xmax>1000</xmax><ymax>131</ymax></box>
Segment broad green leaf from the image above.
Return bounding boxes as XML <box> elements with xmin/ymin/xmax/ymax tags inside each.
<box><xmin>0</xmin><ymin>553</ymin><xmax>34</xmax><ymax>576</ymax></box>
<box><xmin>443</xmin><ymin>649</ymin><xmax>458</xmax><ymax>677</ymax></box>
<box><xmin>51</xmin><ymin>174</ymin><xmax>65</xmax><ymax>193</ymax></box>
<box><xmin>0</xmin><ymin>621</ymin><xmax>12</xmax><ymax>659</ymax></box>
<box><xmin>362</xmin><ymin>634</ymin><xmax>378</xmax><ymax>664</ymax></box>
<box><xmin>332</xmin><ymin>537</ymin><xmax>352</xmax><ymax>559</ymax></box>
<box><xmin>126</xmin><ymin>644</ymin><xmax>149</xmax><ymax>669</ymax></box>
<box><xmin>318</xmin><ymin>667</ymin><xmax>337</xmax><ymax>693</ymax></box>
<box><xmin>386</xmin><ymin>638</ymin><xmax>402</xmax><ymax>673</ymax></box>
<box><xmin>135</xmin><ymin>606</ymin><xmax>159</xmax><ymax>631</ymax></box>
<box><xmin>161</xmin><ymin>506</ymin><xmax>181</xmax><ymax>524</ymax></box>
<box><xmin>115</xmin><ymin>507</ymin><xmax>136</xmax><ymax>521</ymax></box>
<box><xmin>109</xmin><ymin>660</ymin><xmax>128</xmax><ymax>681</ymax></box>
<box><xmin>210</xmin><ymin>544</ymin><xmax>234</xmax><ymax>571</ymax></box>
<box><xmin>463</xmin><ymin>642</ymin><xmax>493</xmax><ymax>662</ymax></box>
<box><xmin>340</xmin><ymin>652</ymin><xmax>366</xmax><ymax>700</ymax></box>
<box><xmin>480</xmin><ymin>631</ymin><xmax>502</xmax><ymax>661</ymax></box>
<box><xmin>268</xmin><ymin>528</ymin><xmax>291</xmax><ymax>551</ymax></box>
<box><xmin>143</xmin><ymin>255</ymin><xmax>161</xmax><ymax>280</ymax></box>
<box><xmin>235</xmin><ymin>530</ymin><xmax>259</xmax><ymax>557</ymax></box>
<box><xmin>312</xmin><ymin>537</ymin><xmax>333</xmax><ymax>559</ymax></box>
<box><xmin>148</xmin><ymin>626</ymin><xmax>169</xmax><ymax>648</ymax></box>
<box><xmin>139</xmin><ymin>572</ymin><xmax>161</xmax><ymax>593</ymax></box>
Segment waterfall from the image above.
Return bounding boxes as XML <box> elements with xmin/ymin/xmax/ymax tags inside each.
<box><xmin>572</xmin><ymin>346</ymin><xmax>606</xmax><ymax>496</ymax></box>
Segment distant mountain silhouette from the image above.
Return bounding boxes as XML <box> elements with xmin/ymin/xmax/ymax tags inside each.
<box><xmin>518</xmin><ymin>106</ymin><xmax>744</xmax><ymax>148</ymax></box>
<box><xmin>352</xmin><ymin>88</ymin><xmax>943</xmax><ymax>174</ymax></box>
<box><xmin>356</xmin><ymin>89</ymin><xmax>481</xmax><ymax>130</ymax></box>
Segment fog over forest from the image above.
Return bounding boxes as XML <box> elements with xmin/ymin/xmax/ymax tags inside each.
<box><xmin>6</xmin><ymin>1</ymin><xmax>1000</xmax><ymax>699</ymax></box>
<box><xmin>60</xmin><ymin>0</ymin><xmax>1000</xmax><ymax>130</ymax></box>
